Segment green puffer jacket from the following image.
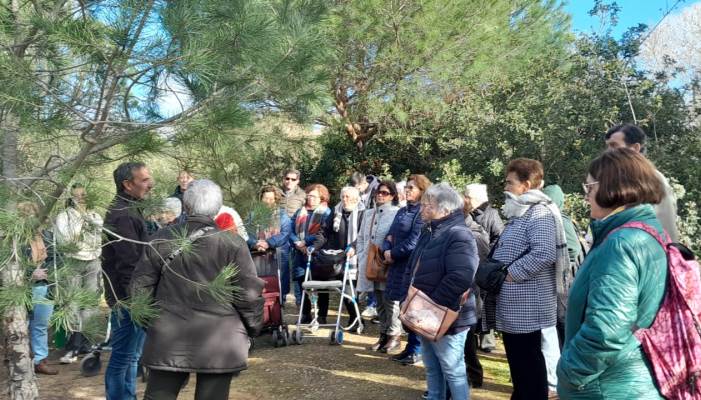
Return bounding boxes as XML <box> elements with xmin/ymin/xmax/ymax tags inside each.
<box><xmin>557</xmin><ymin>205</ymin><xmax>667</xmax><ymax>399</ymax></box>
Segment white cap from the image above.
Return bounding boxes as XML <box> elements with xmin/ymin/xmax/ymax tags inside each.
<box><xmin>464</xmin><ymin>183</ymin><xmax>488</xmax><ymax>205</ymax></box>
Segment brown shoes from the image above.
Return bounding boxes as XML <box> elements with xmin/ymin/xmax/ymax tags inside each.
<box><xmin>35</xmin><ymin>359</ymin><xmax>58</xmax><ymax>375</ymax></box>
<box><xmin>380</xmin><ymin>335</ymin><xmax>401</xmax><ymax>353</ymax></box>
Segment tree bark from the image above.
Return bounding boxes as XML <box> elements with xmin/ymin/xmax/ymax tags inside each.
<box><xmin>1</xmin><ymin>112</ymin><xmax>39</xmax><ymax>400</ymax></box>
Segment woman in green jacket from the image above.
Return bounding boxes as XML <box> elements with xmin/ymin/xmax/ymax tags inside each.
<box><xmin>557</xmin><ymin>148</ymin><xmax>667</xmax><ymax>399</ymax></box>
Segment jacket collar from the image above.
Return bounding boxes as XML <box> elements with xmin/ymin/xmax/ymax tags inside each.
<box><xmin>116</xmin><ymin>190</ymin><xmax>141</xmax><ymax>203</ymax></box>
<box><xmin>186</xmin><ymin>214</ymin><xmax>218</xmax><ymax>229</ymax></box>
<box><xmin>406</xmin><ymin>201</ymin><xmax>421</xmax><ymax>212</ymax></box>
<box><xmin>429</xmin><ymin>210</ymin><xmax>465</xmax><ymax>231</ymax></box>
<box><xmin>590</xmin><ymin>204</ymin><xmax>657</xmax><ymax>247</ymax></box>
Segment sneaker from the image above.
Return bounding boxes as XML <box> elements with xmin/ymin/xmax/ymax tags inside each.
<box><xmin>398</xmin><ymin>353</ymin><xmax>421</xmax><ymax>365</ymax></box>
<box><xmin>361</xmin><ymin>306</ymin><xmax>378</xmax><ymax>318</ymax></box>
<box><xmin>59</xmin><ymin>351</ymin><xmax>78</xmax><ymax>364</ymax></box>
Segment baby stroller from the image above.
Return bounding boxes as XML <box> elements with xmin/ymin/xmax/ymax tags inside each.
<box><xmin>291</xmin><ymin>247</ymin><xmax>363</xmax><ymax>345</ymax></box>
<box><xmin>252</xmin><ymin>248</ymin><xmax>290</xmax><ymax>348</ymax></box>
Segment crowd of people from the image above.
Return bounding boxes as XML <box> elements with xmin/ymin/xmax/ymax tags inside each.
<box><xmin>22</xmin><ymin>123</ymin><xmax>688</xmax><ymax>400</ymax></box>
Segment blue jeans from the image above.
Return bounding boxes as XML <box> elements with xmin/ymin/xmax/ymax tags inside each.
<box><xmin>279</xmin><ymin>245</ymin><xmax>292</xmax><ymax>302</ymax></box>
<box><xmin>105</xmin><ymin>309</ymin><xmax>146</xmax><ymax>400</ymax></box>
<box><xmin>406</xmin><ymin>331</ymin><xmax>422</xmax><ymax>355</ymax></box>
<box><xmin>29</xmin><ymin>284</ymin><xmax>54</xmax><ymax>365</ymax></box>
<box><xmin>367</xmin><ymin>292</ymin><xmax>377</xmax><ymax>308</ymax></box>
<box><xmin>421</xmin><ymin>329</ymin><xmax>470</xmax><ymax>400</ymax></box>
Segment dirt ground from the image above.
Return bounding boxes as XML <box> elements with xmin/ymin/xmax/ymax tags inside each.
<box><xmin>3</xmin><ymin>305</ymin><xmax>513</xmax><ymax>400</ymax></box>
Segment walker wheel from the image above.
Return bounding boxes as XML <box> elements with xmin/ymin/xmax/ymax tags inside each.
<box><xmin>295</xmin><ymin>328</ymin><xmax>304</xmax><ymax>345</ymax></box>
<box><xmin>80</xmin><ymin>353</ymin><xmax>102</xmax><ymax>377</ymax></box>
<box><xmin>335</xmin><ymin>329</ymin><xmax>344</xmax><ymax>345</ymax></box>
<box><xmin>282</xmin><ymin>328</ymin><xmax>290</xmax><ymax>347</ymax></box>
<box><xmin>272</xmin><ymin>330</ymin><xmax>280</xmax><ymax>348</ymax></box>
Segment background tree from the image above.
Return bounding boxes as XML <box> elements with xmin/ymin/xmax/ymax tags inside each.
<box><xmin>0</xmin><ymin>0</ymin><xmax>329</xmax><ymax>398</ymax></box>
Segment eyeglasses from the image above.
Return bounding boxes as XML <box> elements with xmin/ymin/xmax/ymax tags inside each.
<box><xmin>306</xmin><ymin>194</ymin><xmax>319</xmax><ymax>199</ymax></box>
<box><xmin>582</xmin><ymin>181</ymin><xmax>599</xmax><ymax>195</ymax></box>
<box><xmin>405</xmin><ymin>185</ymin><xmax>417</xmax><ymax>191</ymax></box>
<box><xmin>376</xmin><ymin>190</ymin><xmax>391</xmax><ymax>196</ymax></box>
<box><xmin>284</xmin><ymin>177</ymin><xmax>298</xmax><ymax>181</ymax></box>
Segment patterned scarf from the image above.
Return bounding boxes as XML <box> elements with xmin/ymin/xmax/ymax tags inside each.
<box><xmin>502</xmin><ymin>190</ymin><xmax>571</xmax><ymax>298</ymax></box>
<box><xmin>295</xmin><ymin>203</ymin><xmax>328</xmax><ymax>241</ymax></box>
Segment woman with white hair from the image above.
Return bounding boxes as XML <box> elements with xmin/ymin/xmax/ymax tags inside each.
<box><xmin>463</xmin><ymin>183</ymin><xmax>504</xmax><ymax>248</ymax></box>
<box><xmin>404</xmin><ymin>182</ymin><xmax>479</xmax><ymax>400</ymax></box>
<box><xmin>312</xmin><ymin>186</ymin><xmax>365</xmax><ymax>328</ymax></box>
<box><xmin>132</xmin><ymin>179</ymin><xmax>264</xmax><ymax>400</ymax></box>
<box><xmin>158</xmin><ymin>197</ymin><xmax>182</xmax><ymax>226</ymax></box>
<box><xmin>463</xmin><ymin>183</ymin><xmax>504</xmax><ymax>353</ymax></box>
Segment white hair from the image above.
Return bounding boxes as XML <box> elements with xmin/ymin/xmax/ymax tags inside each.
<box><xmin>423</xmin><ymin>182</ymin><xmax>464</xmax><ymax>215</ymax></box>
<box><xmin>183</xmin><ymin>179</ymin><xmax>223</xmax><ymax>217</ymax></box>
<box><xmin>163</xmin><ymin>197</ymin><xmax>182</xmax><ymax>217</ymax></box>
<box><xmin>396</xmin><ymin>180</ymin><xmax>406</xmax><ymax>192</ymax></box>
<box><xmin>464</xmin><ymin>183</ymin><xmax>488</xmax><ymax>205</ymax></box>
<box><xmin>340</xmin><ymin>186</ymin><xmax>360</xmax><ymax>200</ymax></box>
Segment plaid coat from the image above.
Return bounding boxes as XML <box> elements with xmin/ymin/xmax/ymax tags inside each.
<box><xmin>492</xmin><ymin>204</ymin><xmax>557</xmax><ymax>334</ymax></box>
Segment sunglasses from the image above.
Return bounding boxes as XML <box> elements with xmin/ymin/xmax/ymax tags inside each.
<box><xmin>284</xmin><ymin>177</ymin><xmax>298</xmax><ymax>181</ymax></box>
<box><xmin>582</xmin><ymin>181</ymin><xmax>599</xmax><ymax>195</ymax></box>
<box><xmin>376</xmin><ymin>190</ymin><xmax>392</xmax><ymax>196</ymax></box>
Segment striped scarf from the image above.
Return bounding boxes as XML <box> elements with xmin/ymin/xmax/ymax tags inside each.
<box><xmin>295</xmin><ymin>204</ymin><xmax>328</xmax><ymax>241</ymax></box>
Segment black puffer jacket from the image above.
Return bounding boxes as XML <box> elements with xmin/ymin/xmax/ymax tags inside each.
<box><xmin>131</xmin><ymin>215</ymin><xmax>264</xmax><ymax>373</ymax></box>
<box><xmin>406</xmin><ymin>211</ymin><xmax>479</xmax><ymax>335</ymax></box>
<box><xmin>471</xmin><ymin>203</ymin><xmax>504</xmax><ymax>248</ymax></box>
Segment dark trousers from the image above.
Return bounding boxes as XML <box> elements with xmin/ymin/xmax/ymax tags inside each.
<box><xmin>502</xmin><ymin>330</ymin><xmax>548</xmax><ymax>400</ymax></box>
<box><xmin>299</xmin><ymin>275</ymin><xmax>358</xmax><ymax>323</ymax></box>
<box><xmin>464</xmin><ymin>324</ymin><xmax>483</xmax><ymax>386</ymax></box>
<box><xmin>144</xmin><ymin>369</ymin><xmax>237</xmax><ymax>400</ymax></box>
<box><xmin>556</xmin><ymin>320</ymin><xmax>565</xmax><ymax>350</ymax></box>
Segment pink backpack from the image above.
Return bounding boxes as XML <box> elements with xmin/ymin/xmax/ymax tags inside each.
<box><xmin>618</xmin><ymin>222</ymin><xmax>701</xmax><ymax>399</ymax></box>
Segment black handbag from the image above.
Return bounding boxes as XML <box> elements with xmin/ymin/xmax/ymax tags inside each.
<box><xmin>474</xmin><ymin>258</ymin><xmax>509</xmax><ymax>294</ymax></box>
<box><xmin>475</xmin><ymin>246</ymin><xmax>529</xmax><ymax>294</ymax></box>
<box><xmin>311</xmin><ymin>249</ymin><xmax>345</xmax><ymax>280</ymax></box>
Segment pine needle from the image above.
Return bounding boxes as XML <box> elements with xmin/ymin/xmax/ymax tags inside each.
<box><xmin>204</xmin><ymin>264</ymin><xmax>240</xmax><ymax>304</ymax></box>
<box><xmin>122</xmin><ymin>289</ymin><xmax>160</xmax><ymax>328</ymax></box>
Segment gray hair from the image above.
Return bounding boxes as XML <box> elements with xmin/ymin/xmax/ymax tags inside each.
<box><xmin>163</xmin><ymin>197</ymin><xmax>182</xmax><ymax>217</ymax></box>
<box><xmin>113</xmin><ymin>161</ymin><xmax>146</xmax><ymax>192</ymax></box>
<box><xmin>423</xmin><ymin>182</ymin><xmax>464</xmax><ymax>215</ymax></box>
<box><xmin>340</xmin><ymin>186</ymin><xmax>360</xmax><ymax>200</ymax></box>
<box><xmin>183</xmin><ymin>179</ymin><xmax>223</xmax><ymax>217</ymax></box>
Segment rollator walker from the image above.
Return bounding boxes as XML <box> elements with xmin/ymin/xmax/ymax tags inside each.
<box><xmin>291</xmin><ymin>246</ymin><xmax>364</xmax><ymax>345</ymax></box>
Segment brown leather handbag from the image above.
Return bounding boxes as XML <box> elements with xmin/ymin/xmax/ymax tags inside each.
<box><xmin>365</xmin><ymin>210</ymin><xmax>389</xmax><ymax>282</ymax></box>
<box><xmin>399</xmin><ymin>260</ymin><xmax>470</xmax><ymax>342</ymax></box>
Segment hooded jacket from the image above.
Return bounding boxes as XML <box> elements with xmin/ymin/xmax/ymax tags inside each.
<box><xmin>470</xmin><ymin>203</ymin><xmax>504</xmax><ymax>248</ymax></box>
<box><xmin>406</xmin><ymin>210</ymin><xmax>479</xmax><ymax>334</ymax></box>
<box><xmin>131</xmin><ymin>215</ymin><xmax>264</xmax><ymax>373</ymax></box>
<box><xmin>557</xmin><ymin>205</ymin><xmax>666</xmax><ymax>399</ymax></box>
<box><xmin>542</xmin><ymin>185</ymin><xmax>583</xmax><ymax>264</ymax></box>
<box><xmin>382</xmin><ymin>202</ymin><xmax>424</xmax><ymax>301</ymax></box>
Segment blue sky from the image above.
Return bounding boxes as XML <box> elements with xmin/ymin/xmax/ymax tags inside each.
<box><xmin>564</xmin><ymin>0</ymin><xmax>699</xmax><ymax>37</ymax></box>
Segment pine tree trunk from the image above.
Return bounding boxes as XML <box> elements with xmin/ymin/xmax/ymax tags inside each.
<box><xmin>2</xmin><ymin>248</ymin><xmax>39</xmax><ymax>400</ymax></box>
<box><xmin>1</xmin><ymin>112</ymin><xmax>39</xmax><ymax>399</ymax></box>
